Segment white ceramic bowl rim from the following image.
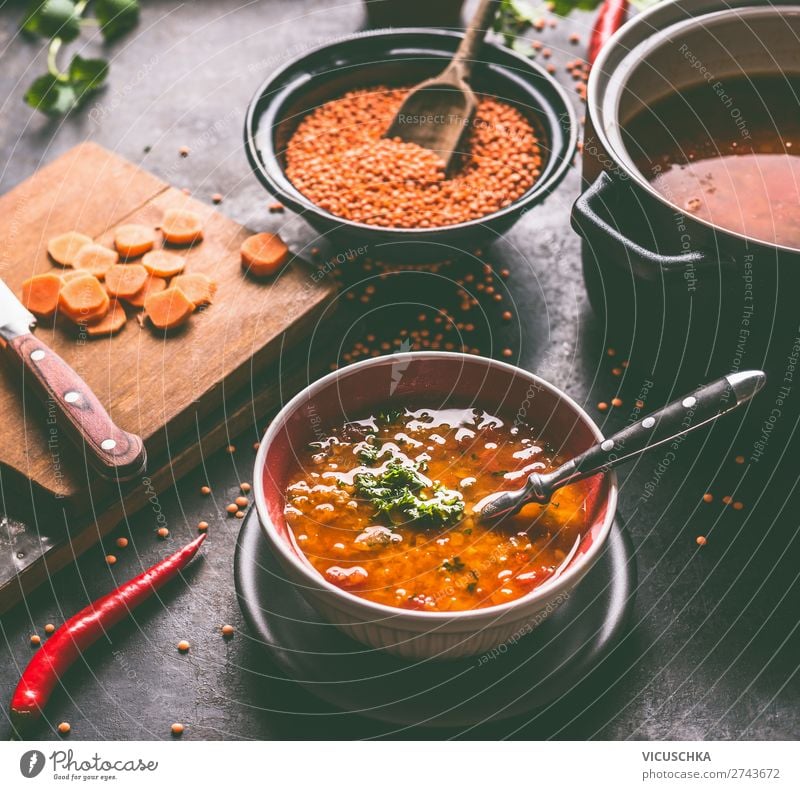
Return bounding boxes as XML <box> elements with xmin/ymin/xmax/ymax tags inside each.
<box><xmin>253</xmin><ymin>352</ymin><xmax>618</xmax><ymax>623</ymax></box>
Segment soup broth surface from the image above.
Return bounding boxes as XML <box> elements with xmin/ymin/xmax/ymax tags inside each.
<box><xmin>624</xmin><ymin>75</ymin><xmax>800</xmax><ymax>248</ymax></box>
<box><xmin>283</xmin><ymin>407</ymin><xmax>591</xmax><ymax>611</ymax></box>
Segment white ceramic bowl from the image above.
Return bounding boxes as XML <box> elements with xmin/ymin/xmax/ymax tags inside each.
<box><xmin>253</xmin><ymin>352</ymin><xmax>617</xmax><ymax>660</ymax></box>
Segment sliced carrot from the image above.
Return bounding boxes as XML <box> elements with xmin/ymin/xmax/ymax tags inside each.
<box><xmin>144</xmin><ymin>287</ymin><xmax>195</xmax><ymax>330</ymax></box>
<box><xmin>86</xmin><ymin>300</ymin><xmax>127</xmax><ymax>337</ymax></box>
<box><xmin>22</xmin><ymin>273</ymin><xmax>63</xmax><ymax>317</ymax></box>
<box><xmin>60</xmin><ymin>276</ymin><xmax>110</xmax><ymax>324</ymax></box>
<box><xmin>142</xmin><ymin>249</ymin><xmax>186</xmax><ymax>278</ymax></box>
<box><xmin>47</xmin><ymin>231</ymin><xmax>92</xmax><ymax>267</ymax></box>
<box><xmin>240</xmin><ymin>232</ymin><xmax>289</xmax><ymax>277</ymax></box>
<box><xmin>61</xmin><ymin>269</ymin><xmax>90</xmax><ymax>283</ymax></box>
<box><xmin>73</xmin><ymin>243</ymin><xmax>119</xmax><ymax>279</ymax></box>
<box><xmin>161</xmin><ymin>209</ymin><xmax>203</xmax><ymax>245</ymax></box>
<box><xmin>171</xmin><ymin>273</ymin><xmax>217</xmax><ymax>307</ymax></box>
<box><xmin>114</xmin><ymin>224</ymin><xmax>156</xmax><ymax>258</ymax></box>
<box><xmin>125</xmin><ymin>275</ymin><xmax>167</xmax><ymax>308</ymax></box>
<box><xmin>104</xmin><ymin>264</ymin><xmax>149</xmax><ymax>299</ymax></box>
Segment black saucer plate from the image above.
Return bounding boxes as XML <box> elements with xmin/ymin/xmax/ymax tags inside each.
<box><xmin>234</xmin><ymin>507</ymin><xmax>637</xmax><ymax>729</ymax></box>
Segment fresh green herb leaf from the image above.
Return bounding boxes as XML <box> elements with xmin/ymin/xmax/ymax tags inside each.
<box><xmin>463</xmin><ymin>527</ymin><xmax>473</xmax><ymax>535</ymax></box>
<box><xmin>491</xmin><ymin>470</ymin><xmax>509</xmax><ymax>477</ymax></box>
<box><xmin>68</xmin><ymin>54</ymin><xmax>108</xmax><ymax>101</ymax></box>
<box><xmin>357</xmin><ymin>445</ymin><xmax>379</xmax><ymax>465</ymax></box>
<box><xmin>23</xmin><ymin>0</ymin><xmax>81</xmax><ymax>42</ymax></box>
<box><xmin>548</xmin><ymin>0</ymin><xmax>603</xmax><ymax>16</ymax></box>
<box><xmin>24</xmin><ymin>73</ymin><xmax>77</xmax><ymax>113</ymax></box>
<box><xmin>95</xmin><ymin>0</ymin><xmax>140</xmax><ymax>42</ymax></box>
<box><xmin>378</xmin><ymin>408</ymin><xmax>403</xmax><ymax>424</ymax></box>
<box><xmin>466</xmin><ymin>582</ymin><xmax>478</xmax><ymax>594</ymax></box>
<box><xmin>354</xmin><ymin>460</ymin><xmax>464</xmax><ymax>527</ymax></box>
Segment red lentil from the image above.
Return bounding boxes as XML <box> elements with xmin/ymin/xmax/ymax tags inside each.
<box><xmin>733</xmin><ymin>501</ymin><xmax>745</xmax><ymax>510</ymax></box>
<box><xmin>734</xmin><ymin>455</ymin><xmax>745</xmax><ymax>464</ymax></box>
<box><xmin>177</xmin><ymin>640</ymin><xmax>190</xmax><ymax>652</ymax></box>
<box><xmin>722</xmin><ymin>495</ymin><xmax>732</xmax><ymax>505</ymax></box>
<box><xmin>226</xmin><ymin>503</ymin><xmax>238</xmax><ymax>514</ymax></box>
<box><xmin>105</xmin><ymin>554</ymin><xmax>117</xmax><ymax>565</ymax></box>
<box><xmin>703</xmin><ymin>493</ymin><xmax>713</xmax><ymax>503</ymax></box>
<box><xmin>212</xmin><ymin>193</ymin><xmax>223</xmax><ymax>204</ymax></box>
<box><xmin>200</xmin><ymin>485</ymin><xmax>211</xmax><ymax>495</ymax></box>
<box><xmin>221</xmin><ymin>624</ymin><xmax>235</xmax><ymax>638</ymax></box>
<box><xmin>285</xmin><ymin>88</ymin><xmax>542</xmax><ymax>228</ymax></box>
<box><xmin>611</xmin><ymin>397</ymin><xmax>623</xmax><ymax>407</ymax></box>
<box><xmin>178</xmin><ymin>146</ymin><xmax>190</xmax><ymax>157</ymax></box>
<box><xmin>597</xmin><ymin>401</ymin><xmax>608</xmax><ymax>411</ymax></box>
<box><xmin>171</xmin><ymin>722</ymin><xmax>184</xmax><ymax>736</ymax></box>
<box><xmin>116</xmin><ymin>537</ymin><xmax>128</xmax><ymax>549</ymax></box>
<box><xmin>44</xmin><ymin>623</ymin><xmax>55</xmax><ymax>635</ymax></box>
<box><xmin>235</xmin><ymin>496</ymin><xmax>248</xmax><ymax>508</ymax></box>
<box><xmin>157</xmin><ymin>528</ymin><xmax>169</xmax><ymax>539</ymax></box>
<box><xmin>30</xmin><ymin>634</ymin><xmax>41</xmax><ymax>647</ymax></box>
<box><xmin>696</xmin><ymin>535</ymin><xmax>707</xmax><ymax>546</ymax></box>
<box><xmin>58</xmin><ymin>721</ymin><xmax>71</xmax><ymax>734</ymax></box>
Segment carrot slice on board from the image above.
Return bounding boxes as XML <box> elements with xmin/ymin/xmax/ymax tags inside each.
<box><xmin>161</xmin><ymin>209</ymin><xmax>203</xmax><ymax>245</ymax></box>
<box><xmin>73</xmin><ymin>243</ymin><xmax>119</xmax><ymax>279</ymax></box>
<box><xmin>86</xmin><ymin>300</ymin><xmax>127</xmax><ymax>337</ymax></box>
<box><xmin>125</xmin><ymin>275</ymin><xmax>167</xmax><ymax>308</ymax></box>
<box><xmin>104</xmin><ymin>264</ymin><xmax>149</xmax><ymax>299</ymax></box>
<box><xmin>142</xmin><ymin>249</ymin><xmax>186</xmax><ymax>278</ymax></box>
<box><xmin>170</xmin><ymin>273</ymin><xmax>217</xmax><ymax>307</ymax></box>
<box><xmin>21</xmin><ymin>273</ymin><xmax>63</xmax><ymax>318</ymax></box>
<box><xmin>47</xmin><ymin>231</ymin><xmax>92</xmax><ymax>267</ymax></box>
<box><xmin>144</xmin><ymin>287</ymin><xmax>195</xmax><ymax>330</ymax></box>
<box><xmin>114</xmin><ymin>224</ymin><xmax>157</xmax><ymax>258</ymax></box>
<box><xmin>240</xmin><ymin>232</ymin><xmax>289</xmax><ymax>277</ymax></box>
<box><xmin>60</xmin><ymin>276</ymin><xmax>110</xmax><ymax>324</ymax></box>
<box><xmin>61</xmin><ymin>269</ymin><xmax>90</xmax><ymax>283</ymax></box>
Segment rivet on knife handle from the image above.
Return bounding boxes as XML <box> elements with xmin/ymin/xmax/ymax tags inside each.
<box><xmin>8</xmin><ymin>333</ymin><xmax>147</xmax><ymax>481</ymax></box>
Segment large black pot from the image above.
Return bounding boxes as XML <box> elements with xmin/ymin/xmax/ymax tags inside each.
<box><xmin>572</xmin><ymin>0</ymin><xmax>800</xmax><ymax>386</ymax></box>
<box><xmin>245</xmin><ymin>28</ymin><xmax>576</xmax><ymax>260</ymax></box>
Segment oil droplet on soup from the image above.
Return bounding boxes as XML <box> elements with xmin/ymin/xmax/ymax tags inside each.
<box><xmin>283</xmin><ymin>407</ymin><xmax>591</xmax><ymax>611</ymax></box>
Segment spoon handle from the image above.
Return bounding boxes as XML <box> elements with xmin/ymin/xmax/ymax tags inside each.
<box><xmin>545</xmin><ymin>370</ymin><xmax>766</xmax><ymax>492</ymax></box>
<box><xmin>449</xmin><ymin>0</ymin><xmax>500</xmax><ymax>79</ymax></box>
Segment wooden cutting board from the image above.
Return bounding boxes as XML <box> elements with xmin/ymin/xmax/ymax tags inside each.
<box><xmin>0</xmin><ymin>142</ymin><xmax>334</xmax><ymax>506</ymax></box>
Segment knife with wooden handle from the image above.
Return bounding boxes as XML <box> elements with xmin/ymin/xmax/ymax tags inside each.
<box><xmin>0</xmin><ymin>278</ymin><xmax>146</xmax><ymax>481</ymax></box>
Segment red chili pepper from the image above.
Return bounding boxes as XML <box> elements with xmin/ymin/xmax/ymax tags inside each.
<box><xmin>10</xmin><ymin>534</ymin><xmax>206</xmax><ymax>724</ymax></box>
<box><xmin>588</xmin><ymin>0</ymin><xmax>630</xmax><ymax>65</ymax></box>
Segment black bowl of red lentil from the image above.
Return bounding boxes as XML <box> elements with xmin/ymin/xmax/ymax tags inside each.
<box><xmin>244</xmin><ymin>28</ymin><xmax>577</xmax><ymax>257</ymax></box>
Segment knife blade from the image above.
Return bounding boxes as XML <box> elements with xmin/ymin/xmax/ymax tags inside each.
<box><xmin>0</xmin><ymin>277</ymin><xmax>146</xmax><ymax>481</ymax></box>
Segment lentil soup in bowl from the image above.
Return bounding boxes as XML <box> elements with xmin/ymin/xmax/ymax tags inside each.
<box><xmin>254</xmin><ymin>353</ymin><xmax>617</xmax><ymax>660</ymax></box>
<box><xmin>244</xmin><ymin>29</ymin><xmax>576</xmax><ymax>257</ymax></box>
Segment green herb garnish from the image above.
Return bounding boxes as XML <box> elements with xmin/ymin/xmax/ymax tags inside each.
<box><xmin>377</xmin><ymin>408</ymin><xmax>404</xmax><ymax>425</ymax></box>
<box><xmin>21</xmin><ymin>0</ymin><xmax>140</xmax><ymax>116</ymax></box>
<box><xmin>442</xmin><ymin>557</ymin><xmax>466</xmax><ymax>573</ymax></box>
<box><xmin>354</xmin><ymin>460</ymin><xmax>464</xmax><ymax>527</ymax></box>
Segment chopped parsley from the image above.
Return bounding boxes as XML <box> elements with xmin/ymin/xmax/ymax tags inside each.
<box><xmin>378</xmin><ymin>408</ymin><xmax>404</xmax><ymax>424</ymax></box>
<box><xmin>354</xmin><ymin>460</ymin><xmax>464</xmax><ymax>528</ymax></box>
<box><xmin>442</xmin><ymin>557</ymin><xmax>466</xmax><ymax>573</ymax></box>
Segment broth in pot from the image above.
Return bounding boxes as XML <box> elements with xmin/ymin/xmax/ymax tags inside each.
<box><xmin>624</xmin><ymin>75</ymin><xmax>800</xmax><ymax>249</ymax></box>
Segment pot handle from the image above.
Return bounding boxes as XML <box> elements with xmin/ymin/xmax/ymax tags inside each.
<box><xmin>571</xmin><ymin>171</ymin><xmax>727</xmax><ymax>282</ymax></box>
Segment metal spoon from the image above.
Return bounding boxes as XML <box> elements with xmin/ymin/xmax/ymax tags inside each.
<box><xmin>475</xmin><ymin>370</ymin><xmax>766</xmax><ymax>522</ymax></box>
<box><xmin>384</xmin><ymin>0</ymin><xmax>499</xmax><ymax>173</ymax></box>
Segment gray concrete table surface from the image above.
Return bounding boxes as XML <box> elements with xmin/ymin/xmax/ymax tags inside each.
<box><xmin>0</xmin><ymin>0</ymin><xmax>798</xmax><ymax>740</ymax></box>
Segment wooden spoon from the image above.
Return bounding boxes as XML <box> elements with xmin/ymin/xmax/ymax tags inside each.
<box><xmin>384</xmin><ymin>0</ymin><xmax>500</xmax><ymax>173</ymax></box>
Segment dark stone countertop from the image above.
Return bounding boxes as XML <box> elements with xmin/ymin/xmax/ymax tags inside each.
<box><xmin>0</xmin><ymin>0</ymin><xmax>797</xmax><ymax>741</ymax></box>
